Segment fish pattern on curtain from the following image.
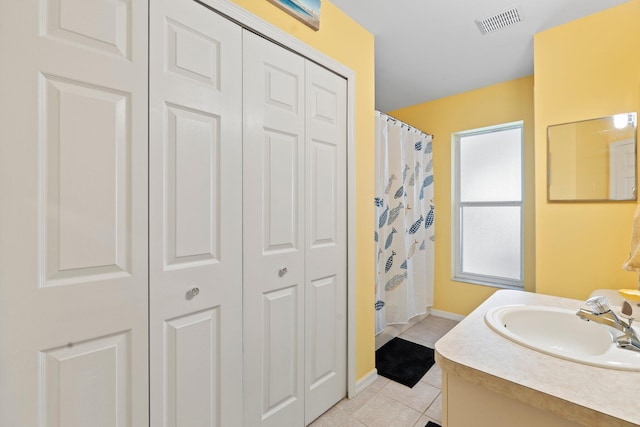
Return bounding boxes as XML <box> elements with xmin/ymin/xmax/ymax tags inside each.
<box><xmin>374</xmin><ymin>111</ymin><xmax>435</xmax><ymax>335</ymax></box>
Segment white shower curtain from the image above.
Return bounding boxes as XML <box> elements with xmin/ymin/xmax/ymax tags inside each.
<box><xmin>374</xmin><ymin>111</ymin><xmax>435</xmax><ymax>335</ymax></box>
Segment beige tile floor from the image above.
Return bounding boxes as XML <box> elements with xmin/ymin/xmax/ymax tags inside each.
<box><xmin>310</xmin><ymin>315</ymin><xmax>459</xmax><ymax>427</ymax></box>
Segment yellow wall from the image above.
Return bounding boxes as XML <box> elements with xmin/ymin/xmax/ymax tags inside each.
<box><xmin>534</xmin><ymin>0</ymin><xmax>640</xmax><ymax>299</ymax></box>
<box><xmin>228</xmin><ymin>1</ymin><xmax>376</xmax><ymax>381</ymax></box>
<box><xmin>391</xmin><ymin>76</ymin><xmax>536</xmax><ymax>315</ymax></box>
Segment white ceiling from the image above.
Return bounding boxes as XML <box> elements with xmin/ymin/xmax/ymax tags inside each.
<box><xmin>329</xmin><ymin>0</ymin><xmax>630</xmax><ymax>112</ymax></box>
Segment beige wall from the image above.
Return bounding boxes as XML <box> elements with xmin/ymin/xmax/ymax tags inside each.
<box><xmin>391</xmin><ymin>76</ymin><xmax>536</xmax><ymax>315</ymax></box>
<box><xmin>534</xmin><ymin>0</ymin><xmax>640</xmax><ymax>299</ymax></box>
<box><xmin>229</xmin><ymin>0</ymin><xmax>377</xmax><ymax>381</ymax></box>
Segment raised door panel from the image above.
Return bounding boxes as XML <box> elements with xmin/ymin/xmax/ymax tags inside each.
<box><xmin>310</xmin><ymin>140</ymin><xmax>338</xmax><ymax>248</ymax></box>
<box><xmin>165</xmin><ymin>104</ymin><xmax>220</xmax><ymax>265</ymax></box>
<box><xmin>610</xmin><ymin>140</ymin><xmax>636</xmax><ymax>200</ymax></box>
<box><xmin>149</xmin><ymin>1</ymin><xmax>243</xmax><ymax>426</ymax></box>
<box><xmin>305</xmin><ymin>61</ymin><xmax>348</xmax><ymax>425</ymax></box>
<box><xmin>262</xmin><ymin>287</ymin><xmax>299</xmax><ymax>417</ymax></box>
<box><xmin>243</xmin><ymin>30</ymin><xmax>305</xmax><ymax>427</ymax></box>
<box><xmin>263</xmin><ymin>130</ymin><xmax>300</xmax><ymax>253</ymax></box>
<box><xmin>41</xmin><ymin>76</ymin><xmax>131</xmax><ymax>284</ymax></box>
<box><xmin>307</xmin><ymin>276</ymin><xmax>338</xmax><ymax>385</ymax></box>
<box><xmin>42</xmin><ymin>0</ymin><xmax>131</xmax><ymax>58</ymax></box>
<box><xmin>42</xmin><ymin>333</ymin><xmax>129</xmax><ymax>427</ymax></box>
<box><xmin>165</xmin><ymin>309</ymin><xmax>220</xmax><ymax>427</ymax></box>
<box><xmin>166</xmin><ymin>18</ymin><xmax>220</xmax><ymax>88</ymax></box>
<box><xmin>0</xmin><ymin>1</ymin><xmax>148</xmax><ymax>425</ymax></box>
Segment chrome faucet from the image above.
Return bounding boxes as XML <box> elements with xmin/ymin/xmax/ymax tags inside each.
<box><xmin>576</xmin><ymin>295</ymin><xmax>640</xmax><ymax>352</ymax></box>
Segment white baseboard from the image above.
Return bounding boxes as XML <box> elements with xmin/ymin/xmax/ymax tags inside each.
<box><xmin>430</xmin><ymin>309</ymin><xmax>465</xmax><ymax>322</ymax></box>
<box><xmin>353</xmin><ymin>368</ymin><xmax>378</xmax><ymax>397</ymax></box>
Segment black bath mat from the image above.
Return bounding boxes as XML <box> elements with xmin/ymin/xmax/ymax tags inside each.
<box><xmin>375</xmin><ymin>337</ymin><xmax>435</xmax><ymax>388</ymax></box>
<box><xmin>425</xmin><ymin>422</ymin><xmax>441</xmax><ymax>427</ymax></box>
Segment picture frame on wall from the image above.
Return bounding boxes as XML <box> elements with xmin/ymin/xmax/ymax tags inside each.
<box><xmin>267</xmin><ymin>0</ymin><xmax>321</xmax><ymax>30</ymax></box>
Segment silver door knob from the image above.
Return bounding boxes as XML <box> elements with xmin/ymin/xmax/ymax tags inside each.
<box><xmin>186</xmin><ymin>287</ymin><xmax>200</xmax><ymax>300</ymax></box>
<box><xmin>278</xmin><ymin>267</ymin><xmax>288</xmax><ymax>277</ymax></box>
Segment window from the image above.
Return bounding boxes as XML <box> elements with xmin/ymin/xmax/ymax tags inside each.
<box><xmin>453</xmin><ymin>122</ymin><xmax>524</xmax><ymax>288</ymax></box>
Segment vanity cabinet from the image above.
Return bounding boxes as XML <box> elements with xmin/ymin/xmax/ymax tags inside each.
<box><xmin>442</xmin><ymin>373</ymin><xmax>581</xmax><ymax>427</ymax></box>
<box><xmin>436</xmin><ymin>290</ymin><xmax>640</xmax><ymax>427</ymax></box>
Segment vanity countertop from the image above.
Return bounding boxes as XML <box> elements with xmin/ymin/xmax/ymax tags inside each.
<box><xmin>435</xmin><ymin>289</ymin><xmax>640</xmax><ymax>427</ymax></box>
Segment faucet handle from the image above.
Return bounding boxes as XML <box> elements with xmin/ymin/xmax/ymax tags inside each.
<box><xmin>586</xmin><ymin>295</ymin><xmax>611</xmax><ymax>314</ymax></box>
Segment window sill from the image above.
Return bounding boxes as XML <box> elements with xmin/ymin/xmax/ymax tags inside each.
<box><xmin>452</xmin><ymin>276</ymin><xmax>523</xmax><ymax>291</ymax></box>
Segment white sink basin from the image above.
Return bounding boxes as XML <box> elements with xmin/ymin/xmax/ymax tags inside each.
<box><xmin>485</xmin><ymin>305</ymin><xmax>640</xmax><ymax>371</ymax></box>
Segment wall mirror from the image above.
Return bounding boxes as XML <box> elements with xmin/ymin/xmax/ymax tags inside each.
<box><xmin>548</xmin><ymin>112</ymin><xmax>637</xmax><ymax>201</ymax></box>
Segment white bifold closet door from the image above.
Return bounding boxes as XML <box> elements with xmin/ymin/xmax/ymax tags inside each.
<box><xmin>303</xmin><ymin>51</ymin><xmax>348</xmax><ymax>426</ymax></box>
<box><xmin>149</xmin><ymin>0</ymin><xmax>243</xmax><ymax>426</ymax></box>
<box><xmin>0</xmin><ymin>0</ymin><xmax>149</xmax><ymax>426</ymax></box>
<box><xmin>243</xmin><ymin>31</ymin><xmax>347</xmax><ymax>427</ymax></box>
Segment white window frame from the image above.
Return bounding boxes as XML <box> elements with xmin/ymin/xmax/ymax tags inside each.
<box><xmin>452</xmin><ymin>121</ymin><xmax>524</xmax><ymax>289</ymax></box>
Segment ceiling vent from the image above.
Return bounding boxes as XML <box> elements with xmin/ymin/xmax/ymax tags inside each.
<box><xmin>476</xmin><ymin>5</ymin><xmax>523</xmax><ymax>35</ymax></box>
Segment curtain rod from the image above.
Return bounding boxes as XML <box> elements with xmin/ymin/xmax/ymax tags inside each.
<box><xmin>378</xmin><ymin>111</ymin><xmax>434</xmax><ymax>139</ymax></box>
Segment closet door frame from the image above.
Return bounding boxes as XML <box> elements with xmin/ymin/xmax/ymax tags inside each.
<box><xmin>197</xmin><ymin>0</ymin><xmax>358</xmax><ymax>398</ymax></box>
